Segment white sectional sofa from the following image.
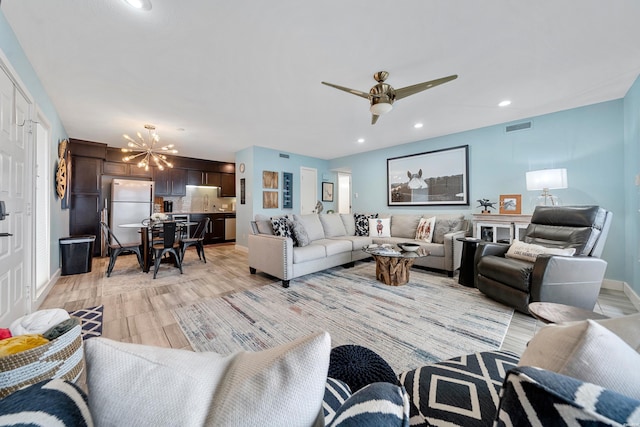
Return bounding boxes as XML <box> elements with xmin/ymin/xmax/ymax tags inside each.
<box><xmin>248</xmin><ymin>212</ymin><xmax>468</xmax><ymax>287</ymax></box>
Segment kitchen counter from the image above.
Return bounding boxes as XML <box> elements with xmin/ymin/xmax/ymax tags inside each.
<box><xmin>166</xmin><ymin>211</ymin><xmax>236</xmax><ymax>215</ymax></box>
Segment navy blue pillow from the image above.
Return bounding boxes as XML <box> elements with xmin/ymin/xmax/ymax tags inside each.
<box><xmin>0</xmin><ymin>379</ymin><xmax>92</xmax><ymax>426</ymax></box>
<box><xmin>327</xmin><ymin>382</ymin><xmax>410</xmax><ymax>427</ymax></box>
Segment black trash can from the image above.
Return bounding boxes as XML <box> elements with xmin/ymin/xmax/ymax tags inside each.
<box><xmin>60</xmin><ymin>235</ymin><xmax>96</xmax><ymax>276</ymax></box>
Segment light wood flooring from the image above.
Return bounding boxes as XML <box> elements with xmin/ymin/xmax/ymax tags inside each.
<box><xmin>42</xmin><ymin>245</ymin><xmax>639</xmax><ymax>358</ymax></box>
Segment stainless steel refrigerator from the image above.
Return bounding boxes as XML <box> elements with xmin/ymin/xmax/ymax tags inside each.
<box><xmin>109</xmin><ymin>179</ymin><xmax>154</xmax><ymax>244</ymax></box>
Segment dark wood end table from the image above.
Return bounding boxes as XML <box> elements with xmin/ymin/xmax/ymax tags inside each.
<box><xmin>528</xmin><ymin>302</ymin><xmax>609</xmax><ymax>324</ymax></box>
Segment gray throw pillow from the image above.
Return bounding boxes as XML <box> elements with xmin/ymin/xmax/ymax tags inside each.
<box><xmin>292</xmin><ymin>221</ymin><xmax>310</xmax><ymax>247</ymax></box>
<box><xmin>432</xmin><ymin>215</ymin><xmax>465</xmax><ymax>244</ymax></box>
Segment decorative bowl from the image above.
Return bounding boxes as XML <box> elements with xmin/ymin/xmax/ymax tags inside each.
<box><xmin>400</xmin><ymin>243</ymin><xmax>420</xmax><ymax>252</ymax></box>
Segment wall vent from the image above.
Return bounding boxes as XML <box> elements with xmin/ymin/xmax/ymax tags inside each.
<box><xmin>505</xmin><ymin>121</ymin><xmax>532</xmax><ymax>133</ymax></box>
<box><xmin>279</xmin><ymin>153</ymin><xmax>290</xmax><ymax>158</ymax></box>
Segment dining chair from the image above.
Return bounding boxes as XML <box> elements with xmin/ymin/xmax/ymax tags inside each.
<box><xmin>180</xmin><ymin>217</ymin><xmax>210</xmax><ymax>263</ymax></box>
<box><xmin>100</xmin><ymin>222</ymin><xmax>143</xmax><ymax>277</ymax></box>
<box><xmin>151</xmin><ymin>221</ymin><xmax>183</xmax><ymax>279</ymax></box>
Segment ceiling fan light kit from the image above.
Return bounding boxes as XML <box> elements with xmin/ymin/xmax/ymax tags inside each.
<box><xmin>121</xmin><ymin>124</ymin><xmax>178</xmax><ymax>171</ymax></box>
<box><xmin>322</xmin><ymin>71</ymin><xmax>458</xmax><ymax>125</ymax></box>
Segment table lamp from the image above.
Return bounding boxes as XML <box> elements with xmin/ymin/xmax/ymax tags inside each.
<box><xmin>525</xmin><ymin>168</ymin><xmax>568</xmax><ymax>206</ymax></box>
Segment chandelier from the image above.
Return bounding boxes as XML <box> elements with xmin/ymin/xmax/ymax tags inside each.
<box><xmin>121</xmin><ymin>124</ymin><xmax>178</xmax><ymax>171</ymax></box>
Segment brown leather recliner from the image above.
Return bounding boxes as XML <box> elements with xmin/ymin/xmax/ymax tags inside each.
<box><xmin>474</xmin><ymin>205</ymin><xmax>612</xmax><ymax>314</ymax></box>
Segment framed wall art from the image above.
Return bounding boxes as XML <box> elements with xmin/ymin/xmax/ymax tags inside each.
<box><xmin>322</xmin><ymin>182</ymin><xmax>334</xmax><ymax>202</ymax></box>
<box><xmin>499</xmin><ymin>194</ymin><xmax>522</xmax><ymax>214</ymax></box>
<box><xmin>240</xmin><ymin>178</ymin><xmax>246</xmax><ymax>205</ymax></box>
<box><xmin>263</xmin><ymin>170</ymin><xmax>278</xmax><ymax>189</ymax></box>
<box><xmin>387</xmin><ymin>145</ymin><xmax>469</xmax><ymax>206</ymax></box>
<box><xmin>263</xmin><ymin>191</ymin><xmax>278</xmax><ymax>209</ymax></box>
<box><xmin>282</xmin><ymin>172</ymin><xmax>293</xmax><ymax>209</ymax></box>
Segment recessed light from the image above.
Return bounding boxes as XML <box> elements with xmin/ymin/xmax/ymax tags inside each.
<box><xmin>498</xmin><ymin>100</ymin><xmax>511</xmax><ymax>107</ymax></box>
<box><xmin>357</xmin><ymin>138</ymin><xmax>365</xmax><ymax>143</ymax></box>
<box><xmin>123</xmin><ymin>0</ymin><xmax>152</xmax><ymax>11</ymax></box>
<box><xmin>414</xmin><ymin>123</ymin><xmax>424</xmax><ymax>129</ymax></box>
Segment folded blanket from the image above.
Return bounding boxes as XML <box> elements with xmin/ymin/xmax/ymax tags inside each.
<box><xmin>10</xmin><ymin>309</ymin><xmax>70</xmax><ymax>336</ymax></box>
<box><xmin>0</xmin><ymin>334</ymin><xmax>49</xmax><ymax>357</ymax></box>
<box><xmin>42</xmin><ymin>318</ymin><xmax>80</xmax><ymax>341</ymax></box>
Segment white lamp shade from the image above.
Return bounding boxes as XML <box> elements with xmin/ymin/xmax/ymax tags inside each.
<box><xmin>370</xmin><ymin>102</ymin><xmax>393</xmax><ymax>115</ymax></box>
<box><xmin>526</xmin><ymin>168</ymin><xmax>568</xmax><ymax>191</ymax></box>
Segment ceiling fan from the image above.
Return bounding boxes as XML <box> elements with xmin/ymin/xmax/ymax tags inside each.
<box><xmin>321</xmin><ymin>71</ymin><xmax>458</xmax><ymax>124</ymax></box>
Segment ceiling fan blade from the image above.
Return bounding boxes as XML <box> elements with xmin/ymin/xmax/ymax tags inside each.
<box><xmin>321</xmin><ymin>81</ymin><xmax>370</xmax><ymax>99</ymax></box>
<box><xmin>371</xmin><ymin>114</ymin><xmax>380</xmax><ymax>125</ymax></box>
<box><xmin>394</xmin><ymin>74</ymin><xmax>458</xmax><ymax>100</ymax></box>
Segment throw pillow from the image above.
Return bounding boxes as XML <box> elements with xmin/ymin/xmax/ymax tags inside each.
<box><xmin>291</xmin><ymin>220</ymin><xmax>311</xmax><ymax>247</ymax></box>
<box><xmin>327</xmin><ymin>382</ymin><xmax>410</xmax><ymax>427</ymax></box>
<box><xmin>415</xmin><ymin>216</ymin><xmax>436</xmax><ymax>242</ymax></box>
<box><xmin>323</xmin><ymin>378</ymin><xmax>352</xmax><ymax>425</ymax></box>
<box><xmin>270</xmin><ymin>216</ymin><xmax>292</xmax><ymax>238</ymax></box>
<box><xmin>432</xmin><ymin>215</ymin><xmax>465</xmax><ymax>244</ymax></box>
<box><xmin>319</xmin><ymin>214</ymin><xmax>347</xmax><ymax>237</ymax></box>
<box><xmin>0</xmin><ymin>379</ymin><xmax>93</xmax><ymax>427</ymax></box>
<box><xmin>293</xmin><ymin>214</ymin><xmax>325</xmax><ymax>241</ymax></box>
<box><xmin>340</xmin><ymin>214</ymin><xmax>356</xmax><ymax>236</ymax></box>
<box><xmin>254</xmin><ymin>215</ymin><xmax>275</xmax><ymax>235</ymax></box>
<box><xmin>505</xmin><ymin>240</ymin><xmax>576</xmax><ymax>262</ymax></box>
<box><xmin>390</xmin><ymin>215</ymin><xmax>422</xmax><ymax>239</ymax></box>
<box><xmin>354</xmin><ymin>213</ymin><xmax>377</xmax><ymax>236</ymax></box>
<box><xmin>518</xmin><ymin>320</ymin><xmax>640</xmax><ymax>400</ymax></box>
<box><xmin>85</xmin><ymin>332</ymin><xmax>331</xmax><ymax>426</ymax></box>
<box><xmin>368</xmin><ymin>218</ymin><xmax>391</xmax><ymax>238</ymax></box>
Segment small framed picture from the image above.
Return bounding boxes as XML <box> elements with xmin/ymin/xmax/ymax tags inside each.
<box><xmin>322</xmin><ymin>182</ymin><xmax>334</xmax><ymax>202</ymax></box>
<box><xmin>499</xmin><ymin>194</ymin><xmax>522</xmax><ymax>214</ymax></box>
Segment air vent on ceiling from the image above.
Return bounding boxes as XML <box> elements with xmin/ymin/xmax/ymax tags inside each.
<box><xmin>279</xmin><ymin>153</ymin><xmax>290</xmax><ymax>159</ymax></box>
<box><xmin>505</xmin><ymin>121</ymin><xmax>532</xmax><ymax>133</ymax></box>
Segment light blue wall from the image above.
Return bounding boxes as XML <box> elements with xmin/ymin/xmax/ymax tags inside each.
<box><xmin>0</xmin><ymin>11</ymin><xmax>69</xmax><ymax>276</ymax></box>
<box><xmin>623</xmin><ymin>75</ymin><xmax>640</xmax><ymax>294</ymax></box>
<box><xmin>330</xmin><ymin>100</ymin><xmax>627</xmax><ymax>283</ymax></box>
<box><xmin>235</xmin><ymin>145</ymin><xmax>334</xmax><ymax>247</ymax></box>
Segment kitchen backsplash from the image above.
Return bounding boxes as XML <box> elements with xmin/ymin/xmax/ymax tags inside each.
<box><xmin>164</xmin><ymin>186</ymin><xmax>236</xmax><ymax>212</ymax></box>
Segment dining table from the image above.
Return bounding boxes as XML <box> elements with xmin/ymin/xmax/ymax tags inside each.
<box><xmin>118</xmin><ymin>221</ymin><xmax>197</xmax><ymax>273</ymax></box>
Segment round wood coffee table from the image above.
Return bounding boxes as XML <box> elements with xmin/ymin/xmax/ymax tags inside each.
<box><xmin>528</xmin><ymin>302</ymin><xmax>609</xmax><ymax>324</ymax></box>
<box><xmin>363</xmin><ymin>246</ymin><xmax>429</xmax><ymax>286</ymax></box>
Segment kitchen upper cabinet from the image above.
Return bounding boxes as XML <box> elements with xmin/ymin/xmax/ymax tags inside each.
<box><xmin>69</xmin><ymin>156</ymin><xmax>102</xmax><ymax>256</ymax></box>
<box><xmin>154</xmin><ymin>168</ymin><xmax>187</xmax><ymax>196</ymax></box>
<box><xmin>219</xmin><ymin>173</ymin><xmax>236</xmax><ymax>197</ymax></box>
<box><xmin>71</xmin><ymin>157</ymin><xmax>101</xmax><ymax>193</ymax></box>
<box><xmin>187</xmin><ymin>170</ymin><xmax>221</xmax><ymax>187</ymax></box>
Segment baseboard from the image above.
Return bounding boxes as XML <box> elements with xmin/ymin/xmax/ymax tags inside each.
<box><xmin>235</xmin><ymin>244</ymin><xmax>248</xmax><ymax>252</ymax></box>
<box><xmin>603</xmin><ymin>279</ymin><xmax>640</xmax><ymax>311</ymax></box>
<box><xmin>32</xmin><ymin>269</ymin><xmax>61</xmax><ymax>312</ymax></box>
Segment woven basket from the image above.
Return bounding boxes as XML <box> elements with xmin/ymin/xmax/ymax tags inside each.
<box><xmin>0</xmin><ymin>320</ymin><xmax>84</xmax><ymax>398</ymax></box>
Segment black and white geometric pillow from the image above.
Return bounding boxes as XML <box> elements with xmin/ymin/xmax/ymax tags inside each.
<box><xmin>0</xmin><ymin>379</ymin><xmax>93</xmax><ymax>426</ymax></box>
<box><xmin>495</xmin><ymin>366</ymin><xmax>640</xmax><ymax>426</ymax></box>
<box><xmin>354</xmin><ymin>213</ymin><xmax>378</xmax><ymax>236</ymax></box>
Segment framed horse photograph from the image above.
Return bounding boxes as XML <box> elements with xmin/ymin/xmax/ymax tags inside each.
<box><xmin>387</xmin><ymin>145</ymin><xmax>469</xmax><ymax>206</ymax></box>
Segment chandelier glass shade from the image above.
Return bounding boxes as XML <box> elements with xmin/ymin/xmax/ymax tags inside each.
<box><xmin>121</xmin><ymin>124</ymin><xmax>177</xmax><ymax>171</ymax></box>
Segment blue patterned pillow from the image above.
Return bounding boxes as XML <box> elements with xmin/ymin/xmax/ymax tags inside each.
<box><xmin>496</xmin><ymin>366</ymin><xmax>640</xmax><ymax>426</ymax></box>
<box><xmin>327</xmin><ymin>382</ymin><xmax>410</xmax><ymax>427</ymax></box>
<box><xmin>324</xmin><ymin>377</ymin><xmax>352</xmax><ymax>425</ymax></box>
<box><xmin>0</xmin><ymin>379</ymin><xmax>93</xmax><ymax>426</ymax></box>
<box><xmin>354</xmin><ymin>213</ymin><xmax>378</xmax><ymax>236</ymax></box>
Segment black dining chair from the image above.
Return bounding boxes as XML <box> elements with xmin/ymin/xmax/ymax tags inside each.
<box><xmin>100</xmin><ymin>221</ymin><xmax>143</xmax><ymax>277</ymax></box>
<box><xmin>180</xmin><ymin>217</ymin><xmax>210</xmax><ymax>263</ymax></box>
<box><xmin>151</xmin><ymin>221</ymin><xmax>183</xmax><ymax>279</ymax></box>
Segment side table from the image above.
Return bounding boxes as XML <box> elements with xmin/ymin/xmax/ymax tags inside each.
<box><xmin>456</xmin><ymin>237</ymin><xmax>481</xmax><ymax>287</ymax></box>
<box><xmin>528</xmin><ymin>302</ymin><xmax>609</xmax><ymax>324</ymax></box>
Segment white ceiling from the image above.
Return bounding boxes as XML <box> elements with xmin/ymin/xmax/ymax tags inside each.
<box><xmin>3</xmin><ymin>1</ymin><xmax>640</xmax><ymax>162</ymax></box>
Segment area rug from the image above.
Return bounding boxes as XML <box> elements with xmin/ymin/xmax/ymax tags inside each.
<box><xmin>172</xmin><ymin>264</ymin><xmax>514</xmax><ymax>372</ymax></box>
<box><xmin>68</xmin><ymin>305</ymin><xmax>103</xmax><ymax>340</ymax></box>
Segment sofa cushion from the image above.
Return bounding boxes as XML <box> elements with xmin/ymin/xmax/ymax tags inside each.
<box><xmin>0</xmin><ymin>379</ymin><xmax>93</xmax><ymax>427</ymax></box>
<box><xmin>505</xmin><ymin>240</ymin><xmax>576</xmax><ymax>262</ymax></box>
<box><xmin>340</xmin><ymin>214</ymin><xmax>356</xmax><ymax>236</ymax></box>
<box><xmin>390</xmin><ymin>214</ymin><xmax>422</xmax><ymax>238</ymax></box>
<box><xmin>432</xmin><ymin>214</ymin><xmax>465</xmax><ymax>244</ymax></box>
<box><xmin>328</xmin><ymin>235</ymin><xmax>372</xmax><ymax>251</ymax></box>
<box><xmin>291</xmin><ymin>220</ymin><xmax>311</xmax><ymax>247</ymax></box>
<box><xmin>293</xmin><ymin>214</ymin><xmax>325</xmax><ymax>241</ymax></box>
<box><xmin>476</xmin><ymin>256</ymin><xmax>533</xmax><ymax>292</ymax></box>
<box><xmin>85</xmin><ymin>332</ymin><xmax>331</xmax><ymax>426</ymax></box>
<box><xmin>319</xmin><ymin>214</ymin><xmax>348</xmax><ymax>237</ymax></box>
<box><xmin>354</xmin><ymin>213</ymin><xmax>377</xmax><ymax>236</ymax></box>
<box><xmin>254</xmin><ymin>214</ymin><xmax>275</xmax><ymax>235</ymax></box>
<box><xmin>293</xmin><ymin>244</ymin><xmax>327</xmax><ymax>263</ymax></box>
<box><xmin>368</xmin><ymin>218</ymin><xmax>391</xmax><ymax>237</ymax></box>
<box><xmin>399</xmin><ymin>350</ymin><xmax>519</xmax><ymax>427</ymax></box>
<box><xmin>596</xmin><ymin>312</ymin><xmax>640</xmax><ymax>351</ymax></box>
<box><xmin>518</xmin><ymin>319</ymin><xmax>640</xmax><ymax>400</ymax></box>
<box><xmin>314</xmin><ymin>238</ymin><xmax>353</xmax><ymax>257</ymax></box>
<box><xmin>415</xmin><ymin>216</ymin><xmax>435</xmax><ymax>242</ymax></box>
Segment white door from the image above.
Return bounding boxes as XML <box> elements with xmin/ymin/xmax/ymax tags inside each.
<box><xmin>300</xmin><ymin>167</ymin><xmax>317</xmax><ymax>214</ymax></box>
<box><xmin>337</xmin><ymin>172</ymin><xmax>351</xmax><ymax>214</ymax></box>
<box><xmin>0</xmin><ymin>66</ymin><xmax>32</xmax><ymax>326</ymax></box>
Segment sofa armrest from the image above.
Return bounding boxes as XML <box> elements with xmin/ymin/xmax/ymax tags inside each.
<box><xmin>443</xmin><ymin>230</ymin><xmax>467</xmax><ymax>272</ymax></box>
<box><xmin>495</xmin><ymin>366</ymin><xmax>640</xmax><ymax>426</ymax></box>
<box><xmin>248</xmin><ymin>234</ymin><xmax>293</xmax><ymax>281</ymax></box>
<box><xmin>530</xmin><ymin>255</ymin><xmax>607</xmax><ymax>310</ymax></box>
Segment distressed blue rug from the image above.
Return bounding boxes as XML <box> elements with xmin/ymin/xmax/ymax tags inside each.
<box><xmin>172</xmin><ymin>264</ymin><xmax>514</xmax><ymax>372</ymax></box>
<box><xmin>68</xmin><ymin>305</ymin><xmax>103</xmax><ymax>340</ymax></box>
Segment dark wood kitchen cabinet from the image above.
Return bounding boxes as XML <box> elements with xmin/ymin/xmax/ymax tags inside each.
<box><xmin>190</xmin><ymin>213</ymin><xmax>225</xmax><ymax>244</ymax></box>
<box><xmin>187</xmin><ymin>170</ymin><xmax>221</xmax><ymax>187</ymax></box>
<box><xmin>219</xmin><ymin>173</ymin><xmax>236</xmax><ymax>197</ymax></box>
<box><xmin>69</xmin><ymin>156</ymin><xmax>103</xmax><ymax>256</ymax></box>
<box><xmin>154</xmin><ymin>168</ymin><xmax>187</xmax><ymax>196</ymax></box>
